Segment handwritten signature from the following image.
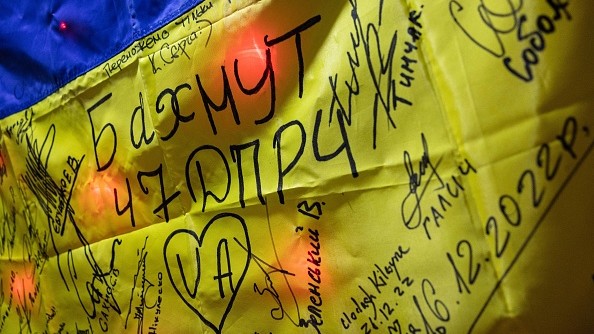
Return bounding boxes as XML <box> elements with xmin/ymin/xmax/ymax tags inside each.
<box><xmin>234</xmin><ymin>238</ymin><xmax>300</xmax><ymax>322</ymax></box>
<box><xmin>400</xmin><ymin>133</ymin><xmax>444</xmax><ymax>231</ymax></box>
<box><xmin>68</xmin><ymin>239</ymin><xmax>123</xmax><ymax>332</ymax></box>
<box><xmin>449</xmin><ymin>0</ymin><xmax>571</xmax><ymax>81</ymax></box>
<box><xmin>149</xmin><ymin>19</ymin><xmax>212</xmax><ymax>74</ymax></box>
<box><xmin>19</xmin><ymin>122</ymin><xmax>129</xmax><ymax>332</ymax></box>
<box><xmin>329</xmin><ymin>0</ymin><xmax>413</xmax><ymax>150</ymax></box>
<box><xmin>125</xmin><ymin>237</ymin><xmax>163</xmax><ymax>334</ymax></box>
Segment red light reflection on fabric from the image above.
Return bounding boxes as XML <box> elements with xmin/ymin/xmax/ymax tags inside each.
<box><xmin>12</xmin><ymin>270</ymin><xmax>35</xmax><ymax>303</ymax></box>
<box><xmin>277</xmin><ymin>228</ymin><xmax>329</xmax><ymax>299</ymax></box>
<box><xmin>81</xmin><ymin>173</ymin><xmax>117</xmax><ymax>214</ymax></box>
<box><xmin>228</xmin><ymin>28</ymin><xmax>277</xmax><ymax>87</ymax></box>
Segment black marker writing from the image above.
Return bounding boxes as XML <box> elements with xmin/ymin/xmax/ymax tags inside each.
<box><xmin>450</xmin><ymin>0</ymin><xmax>571</xmax><ymax>81</ymax></box>
<box><xmin>163</xmin><ymin>212</ymin><xmax>251</xmax><ymax>334</ymax></box>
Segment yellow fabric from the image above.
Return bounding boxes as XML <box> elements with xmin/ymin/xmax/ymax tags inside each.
<box><xmin>0</xmin><ymin>0</ymin><xmax>592</xmax><ymax>333</ymax></box>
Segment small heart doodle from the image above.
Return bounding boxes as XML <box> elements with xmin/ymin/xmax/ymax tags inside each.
<box><xmin>163</xmin><ymin>212</ymin><xmax>251</xmax><ymax>334</ymax></box>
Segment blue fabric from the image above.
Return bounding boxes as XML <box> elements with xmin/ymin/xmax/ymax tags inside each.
<box><xmin>0</xmin><ymin>0</ymin><xmax>203</xmax><ymax>118</ymax></box>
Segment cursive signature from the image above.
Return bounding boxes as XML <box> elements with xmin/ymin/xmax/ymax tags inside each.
<box><xmin>125</xmin><ymin>237</ymin><xmax>163</xmax><ymax>334</ymax></box>
<box><xmin>234</xmin><ymin>238</ymin><xmax>300</xmax><ymax>323</ymax></box>
<box><xmin>401</xmin><ymin>133</ymin><xmax>444</xmax><ymax>231</ymax></box>
<box><xmin>449</xmin><ymin>0</ymin><xmax>571</xmax><ymax>81</ymax></box>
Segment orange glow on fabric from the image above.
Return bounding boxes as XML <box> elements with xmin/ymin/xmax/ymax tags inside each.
<box><xmin>278</xmin><ymin>227</ymin><xmax>327</xmax><ymax>296</ymax></box>
<box><xmin>271</xmin><ymin>227</ymin><xmax>326</xmax><ymax>330</ymax></box>
<box><xmin>229</xmin><ymin>29</ymin><xmax>277</xmax><ymax>91</ymax></box>
<box><xmin>216</xmin><ymin>27</ymin><xmax>278</xmax><ymax>129</ymax></box>
<box><xmin>5</xmin><ymin>267</ymin><xmax>39</xmax><ymax>314</ymax></box>
<box><xmin>81</xmin><ymin>174</ymin><xmax>117</xmax><ymax>214</ymax></box>
<box><xmin>13</xmin><ymin>273</ymin><xmax>33</xmax><ymax>299</ymax></box>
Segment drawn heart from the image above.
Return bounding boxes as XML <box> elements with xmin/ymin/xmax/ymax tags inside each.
<box><xmin>163</xmin><ymin>212</ymin><xmax>251</xmax><ymax>334</ymax></box>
